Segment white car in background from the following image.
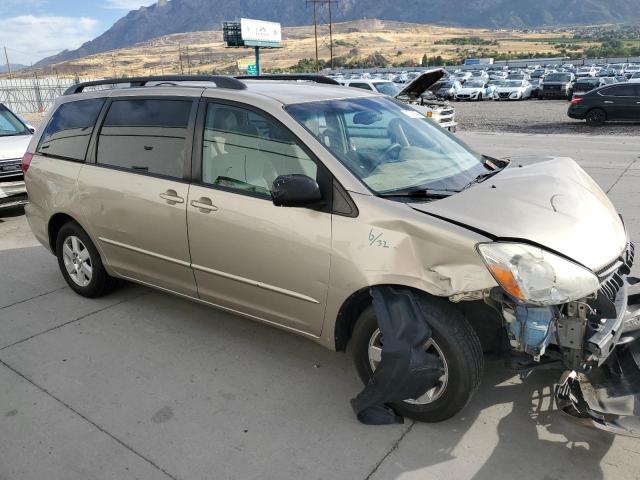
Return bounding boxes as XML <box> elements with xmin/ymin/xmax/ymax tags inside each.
<box><xmin>625</xmin><ymin>64</ymin><xmax>640</xmax><ymax>79</ymax></box>
<box><xmin>493</xmin><ymin>79</ymin><xmax>533</xmax><ymax>100</ymax></box>
<box><xmin>340</xmin><ymin>78</ymin><xmax>403</xmax><ymax>97</ymax></box>
<box><xmin>0</xmin><ymin>103</ymin><xmax>33</xmax><ymax>210</ymax></box>
<box><xmin>576</xmin><ymin>66</ymin><xmax>597</xmax><ymax>78</ymax></box>
<box><xmin>454</xmin><ymin>80</ymin><xmax>496</xmax><ymax>101</ymax></box>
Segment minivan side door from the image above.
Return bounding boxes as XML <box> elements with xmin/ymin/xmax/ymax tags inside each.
<box><xmin>78</xmin><ymin>96</ymin><xmax>198</xmax><ymax>296</ymax></box>
<box><xmin>186</xmin><ymin>100</ymin><xmax>332</xmax><ymax>336</ymax></box>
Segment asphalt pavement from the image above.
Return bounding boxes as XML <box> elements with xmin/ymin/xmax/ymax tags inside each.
<box><xmin>0</xmin><ymin>132</ymin><xmax>639</xmax><ymax>480</ymax></box>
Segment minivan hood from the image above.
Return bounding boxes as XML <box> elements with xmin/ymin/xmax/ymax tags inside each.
<box><xmin>0</xmin><ymin>134</ymin><xmax>31</xmax><ymax>160</ymax></box>
<box><xmin>411</xmin><ymin>157</ymin><xmax>627</xmax><ymax>271</ymax></box>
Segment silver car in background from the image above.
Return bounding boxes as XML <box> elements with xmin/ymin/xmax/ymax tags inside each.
<box><xmin>0</xmin><ymin>103</ymin><xmax>33</xmax><ymax>210</ymax></box>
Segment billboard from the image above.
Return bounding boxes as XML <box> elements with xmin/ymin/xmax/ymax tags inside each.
<box><xmin>464</xmin><ymin>58</ymin><xmax>494</xmax><ymax>65</ymax></box>
<box><xmin>240</xmin><ymin>18</ymin><xmax>282</xmax><ymax>48</ymax></box>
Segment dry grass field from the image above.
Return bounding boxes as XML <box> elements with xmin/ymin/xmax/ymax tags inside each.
<box><xmin>10</xmin><ymin>19</ymin><xmax>575</xmax><ymax>79</ymax></box>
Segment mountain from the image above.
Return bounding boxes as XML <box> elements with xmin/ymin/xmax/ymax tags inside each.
<box><xmin>0</xmin><ymin>64</ymin><xmax>26</xmax><ymax>74</ymax></box>
<box><xmin>36</xmin><ymin>0</ymin><xmax>640</xmax><ymax>67</ymax></box>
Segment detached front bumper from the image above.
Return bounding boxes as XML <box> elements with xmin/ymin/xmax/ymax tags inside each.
<box><xmin>556</xmin><ymin>290</ymin><xmax>640</xmax><ymax>437</ymax></box>
<box><xmin>0</xmin><ymin>180</ymin><xmax>27</xmax><ymax>210</ymax></box>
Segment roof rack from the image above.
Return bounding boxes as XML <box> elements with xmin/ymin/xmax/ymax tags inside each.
<box><xmin>235</xmin><ymin>74</ymin><xmax>340</xmax><ymax>85</ymax></box>
<box><xmin>63</xmin><ymin>75</ymin><xmax>247</xmax><ymax>95</ymax></box>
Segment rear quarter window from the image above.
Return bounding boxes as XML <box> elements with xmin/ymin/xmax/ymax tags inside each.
<box><xmin>37</xmin><ymin>98</ymin><xmax>105</xmax><ymax>161</ymax></box>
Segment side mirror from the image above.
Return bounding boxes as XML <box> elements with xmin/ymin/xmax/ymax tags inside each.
<box><xmin>271</xmin><ymin>174</ymin><xmax>321</xmax><ymax>207</ymax></box>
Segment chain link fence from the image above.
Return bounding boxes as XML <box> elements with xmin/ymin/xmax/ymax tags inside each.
<box><xmin>0</xmin><ymin>78</ymin><xmax>84</xmax><ymax>115</ymax></box>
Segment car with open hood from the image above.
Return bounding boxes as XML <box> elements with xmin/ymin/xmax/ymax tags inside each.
<box><xmin>338</xmin><ymin>71</ymin><xmax>457</xmax><ymax>132</ymax></box>
<box><xmin>0</xmin><ymin>103</ymin><xmax>34</xmax><ymax>211</ymax></box>
<box><xmin>23</xmin><ymin>75</ymin><xmax>640</xmax><ymax>433</ymax></box>
<box><xmin>493</xmin><ymin>79</ymin><xmax>533</xmax><ymax>100</ymax></box>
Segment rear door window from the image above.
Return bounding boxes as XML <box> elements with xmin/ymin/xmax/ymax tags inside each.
<box><xmin>37</xmin><ymin>98</ymin><xmax>105</xmax><ymax>161</ymax></box>
<box><xmin>96</xmin><ymin>99</ymin><xmax>194</xmax><ymax>179</ymax></box>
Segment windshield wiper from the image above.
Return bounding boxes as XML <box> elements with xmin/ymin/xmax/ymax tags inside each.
<box><xmin>378</xmin><ymin>187</ymin><xmax>460</xmax><ymax>199</ymax></box>
<box><xmin>461</xmin><ymin>157</ymin><xmax>507</xmax><ymax>190</ymax></box>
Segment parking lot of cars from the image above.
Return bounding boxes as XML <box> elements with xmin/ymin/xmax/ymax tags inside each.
<box><xmin>332</xmin><ymin>61</ymin><xmax>640</xmax><ymax>126</ymax></box>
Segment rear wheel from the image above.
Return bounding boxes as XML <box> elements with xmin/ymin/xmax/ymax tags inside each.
<box><xmin>585</xmin><ymin>108</ymin><xmax>606</xmax><ymax>126</ymax></box>
<box><xmin>56</xmin><ymin>221</ymin><xmax>116</xmax><ymax>297</ymax></box>
<box><xmin>351</xmin><ymin>295</ymin><xmax>483</xmax><ymax>422</ymax></box>
<box><xmin>477</xmin><ymin>93</ymin><xmax>483</xmax><ymax>101</ymax></box>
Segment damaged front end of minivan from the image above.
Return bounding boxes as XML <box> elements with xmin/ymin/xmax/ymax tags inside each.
<box><xmin>478</xmin><ymin>239</ymin><xmax>640</xmax><ymax>436</ymax></box>
<box><xmin>476</xmin><ymin>241</ymin><xmax>640</xmax><ymax>436</ymax></box>
<box><xmin>408</xmin><ymin>158</ymin><xmax>640</xmax><ymax>436</ymax></box>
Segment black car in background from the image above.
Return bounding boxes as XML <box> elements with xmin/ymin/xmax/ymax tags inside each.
<box><xmin>572</xmin><ymin>77</ymin><xmax>606</xmax><ymax>96</ymax></box>
<box><xmin>568</xmin><ymin>82</ymin><xmax>640</xmax><ymax>126</ymax></box>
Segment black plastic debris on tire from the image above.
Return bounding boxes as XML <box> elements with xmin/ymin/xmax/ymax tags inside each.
<box><xmin>351</xmin><ymin>286</ymin><xmax>444</xmax><ymax>425</ymax></box>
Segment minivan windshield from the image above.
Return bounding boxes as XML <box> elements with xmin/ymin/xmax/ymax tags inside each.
<box><xmin>0</xmin><ymin>105</ymin><xmax>30</xmax><ymax>137</ymax></box>
<box><xmin>286</xmin><ymin>96</ymin><xmax>488</xmax><ymax>195</ymax></box>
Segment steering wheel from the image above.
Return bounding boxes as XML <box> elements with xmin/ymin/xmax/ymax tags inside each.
<box><xmin>382</xmin><ymin>143</ymin><xmax>403</xmax><ymax>162</ymax></box>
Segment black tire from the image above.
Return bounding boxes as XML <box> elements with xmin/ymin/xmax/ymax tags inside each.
<box><xmin>55</xmin><ymin>221</ymin><xmax>116</xmax><ymax>297</ymax></box>
<box><xmin>585</xmin><ymin>108</ymin><xmax>606</xmax><ymax>126</ymax></box>
<box><xmin>351</xmin><ymin>295</ymin><xmax>483</xmax><ymax>422</ymax></box>
<box><xmin>477</xmin><ymin>93</ymin><xmax>483</xmax><ymax>101</ymax></box>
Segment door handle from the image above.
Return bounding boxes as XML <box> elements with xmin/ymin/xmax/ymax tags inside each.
<box><xmin>160</xmin><ymin>189</ymin><xmax>184</xmax><ymax>205</ymax></box>
<box><xmin>603</xmin><ymin>101</ymin><xmax>614</xmax><ymax>104</ymax></box>
<box><xmin>190</xmin><ymin>197</ymin><xmax>218</xmax><ymax>213</ymax></box>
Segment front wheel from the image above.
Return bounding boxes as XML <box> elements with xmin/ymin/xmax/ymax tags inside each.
<box><xmin>56</xmin><ymin>221</ymin><xmax>116</xmax><ymax>297</ymax></box>
<box><xmin>585</xmin><ymin>108</ymin><xmax>606</xmax><ymax>126</ymax></box>
<box><xmin>351</xmin><ymin>296</ymin><xmax>483</xmax><ymax>422</ymax></box>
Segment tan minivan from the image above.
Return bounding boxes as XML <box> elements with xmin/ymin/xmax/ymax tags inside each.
<box><xmin>23</xmin><ymin>76</ymin><xmax>640</xmax><ymax>430</ymax></box>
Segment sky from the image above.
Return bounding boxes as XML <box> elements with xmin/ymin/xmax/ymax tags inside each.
<box><xmin>0</xmin><ymin>0</ymin><xmax>157</xmax><ymax>66</ymax></box>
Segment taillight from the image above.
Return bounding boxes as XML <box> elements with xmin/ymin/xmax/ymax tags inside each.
<box><xmin>21</xmin><ymin>152</ymin><xmax>33</xmax><ymax>173</ymax></box>
<box><xmin>570</xmin><ymin>97</ymin><xmax>583</xmax><ymax>106</ymax></box>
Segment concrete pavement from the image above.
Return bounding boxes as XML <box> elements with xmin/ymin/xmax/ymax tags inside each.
<box><xmin>0</xmin><ymin>132</ymin><xmax>639</xmax><ymax>480</ymax></box>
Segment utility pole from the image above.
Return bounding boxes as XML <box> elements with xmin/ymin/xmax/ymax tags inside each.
<box><xmin>3</xmin><ymin>47</ymin><xmax>12</xmax><ymax>79</ymax></box>
<box><xmin>111</xmin><ymin>53</ymin><xmax>117</xmax><ymax>78</ymax></box>
<box><xmin>306</xmin><ymin>0</ymin><xmax>338</xmax><ymax>72</ymax></box>
<box><xmin>310</xmin><ymin>0</ymin><xmax>320</xmax><ymax>72</ymax></box>
<box><xmin>328</xmin><ymin>0</ymin><xmax>335</xmax><ymax>70</ymax></box>
<box><xmin>178</xmin><ymin>43</ymin><xmax>184</xmax><ymax>74</ymax></box>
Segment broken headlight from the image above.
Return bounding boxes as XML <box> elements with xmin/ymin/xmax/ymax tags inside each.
<box><xmin>477</xmin><ymin>242</ymin><xmax>599</xmax><ymax>306</ymax></box>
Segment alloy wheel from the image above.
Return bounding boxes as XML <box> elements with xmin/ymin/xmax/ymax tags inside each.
<box><xmin>62</xmin><ymin>235</ymin><xmax>93</xmax><ymax>287</ymax></box>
